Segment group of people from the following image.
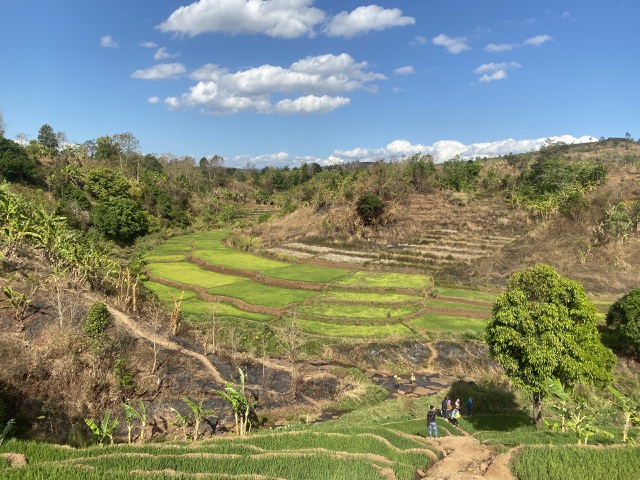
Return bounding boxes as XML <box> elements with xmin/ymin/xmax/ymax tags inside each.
<box><xmin>392</xmin><ymin>373</ymin><xmax>417</xmax><ymax>391</ymax></box>
<box><xmin>426</xmin><ymin>397</ymin><xmax>473</xmax><ymax>438</ymax></box>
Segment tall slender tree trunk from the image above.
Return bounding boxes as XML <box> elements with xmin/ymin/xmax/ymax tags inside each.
<box><xmin>533</xmin><ymin>391</ymin><xmax>543</xmax><ymax>428</ymax></box>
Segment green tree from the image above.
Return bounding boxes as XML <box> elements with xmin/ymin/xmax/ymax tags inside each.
<box><xmin>85</xmin><ymin>167</ymin><xmax>131</xmax><ymax>200</ymax></box>
<box><xmin>0</xmin><ymin>111</ymin><xmax>5</xmax><ymax>138</ymax></box>
<box><xmin>606</xmin><ymin>288</ymin><xmax>640</xmax><ymax>360</ymax></box>
<box><xmin>0</xmin><ymin>137</ymin><xmax>39</xmax><ymax>184</ymax></box>
<box><xmin>91</xmin><ymin>197</ymin><xmax>149</xmax><ymax>242</ymax></box>
<box><xmin>95</xmin><ymin>135</ymin><xmax>122</xmax><ymax>161</ymax></box>
<box><xmin>438</xmin><ymin>156</ymin><xmax>482</xmax><ymax>192</ymax></box>
<box><xmin>485</xmin><ymin>264</ymin><xmax>616</xmax><ymax>427</ymax></box>
<box><xmin>356</xmin><ymin>193</ymin><xmax>384</xmax><ymax>226</ymax></box>
<box><xmin>37</xmin><ymin>124</ymin><xmax>59</xmax><ymax>155</ymax></box>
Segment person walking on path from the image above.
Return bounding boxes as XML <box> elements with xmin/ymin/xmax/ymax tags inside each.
<box><xmin>441</xmin><ymin>397</ymin><xmax>448</xmax><ymax>418</ymax></box>
<box><xmin>455</xmin><ymin>398</ymin><xmax>461</xmax><ymax>410</ymax></box>
<box><xmin>392</xmin><ymin>375</ymin><xmax>400</xmax><ymax>391</ymax></box>
<box><xmin>466</xmin><ymin>397</ymin><xmax>473</xmax><ymax>416</ymax></box>
<box><xmin>427</xmin><ymin>405</ymin><xmax>438</xmax><ymax>438</ymax></box>
<box><xmin>410</xmin><ymin>373</ymin><xmax>416</xmax><ymax>385</ymax></box>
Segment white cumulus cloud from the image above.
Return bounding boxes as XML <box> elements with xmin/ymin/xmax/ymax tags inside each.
<box><xmin>523</xmin><ymin>34</ymin><xmax>552</xmax><ymax>46</ymax></box>
<box><xmin>157</xmin><ymin>0</ymin><xmax>325</xmax><ymax>39</ymax></box>
<box><xmin>160</xmin><ymin>53</ymin><xmax>383</xmax><ymax>115</ymax></box>
<box><xmin>393</xmin><ymin>66</ymin><xmax>415</xmax><ymax>76</ymax></box>
<box><xmin>485</xmin><ymin>43</ymin><xmax>514</xmax><ymax>53</ymax></box>
<box><xmin>131</xmin><ymin>63</ymin><xmax>187</xmax><ymax>80</ymax></box>
<box><xmin>324</xmin><ymin>5</ymin><xmax>414</xmax><ymax>38</ymax></box>
<box><xmin>154</xmin><ymin>47</ymin><xmax>180</xmax><ymax>60</ymax></box>
<box><xmin>432</xmin><ymin>34</ymin><xmax>471</xmax><ymax>54</ymax></box>
<box><xmin>100</xmin><ymin>35</ymin><xmax>119</xmax><ymax>48</ymax></box>
<box><xmin>148</xmin><ymin>96</ymin><xmax>160</xmax><ymax>104</ymax></box>
<box><xmin>140</xmin><ymin>41</ymin><xmax>158</xmax><ymax>48</ymax></box>
<box><xmin>315</xmin><ymin>135</ymin><xmax>598</xmax><ymax>167</ymax></box>
<box><xmin>473</xmin><ymin>62</ymin><xmax>521</xmax><ymax>82</ymax></box>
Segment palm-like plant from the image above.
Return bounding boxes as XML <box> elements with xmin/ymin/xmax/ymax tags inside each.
<box><xmin>182</xmin><ymin>397</ymin><xmax>215</xmax><ymax>441</ymax></box>
<box><xmin>214</xmin><ymin>368</ymin><xmax>257</xmax><ymax>436</ymax></box>
<box><xmin>121</xmin><ymin>400</ymin><xmax>147</xmax><ymax>444</ymax></box>
<box><xmin>85</xmin><ymin>410</ymin><xmax>119</xmax><ymax>446</ymax></box>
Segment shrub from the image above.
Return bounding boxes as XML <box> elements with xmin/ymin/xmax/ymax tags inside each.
<box><xmin>84</xmin><ymin>302</ymin><xmax>111</xmax><ymax>340</ymax></box>
<box><xmin>91</xmin><ymin>197</ymin><xmax>149</xmax><ymax>242</ymax></box>
<box><xmin>356</xmin><ymin>193</ymin><xmax>384</xmax><ymax>226</ymax></box>
<box><xmin>606</xmin><ymin>288</ymin><xmax>640</xmax><ymax>360</ymax></box>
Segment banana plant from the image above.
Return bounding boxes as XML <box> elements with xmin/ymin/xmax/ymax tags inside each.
<box><xmin>182</xmin><ymin>397</ymin><xmax>215</xmax><ymax>441</ymax></box>
<box><xmin>608</xmin><ymin>385</ymin><xmax>640</xmax><ymax>443</ymax></box>
<box><xmin>170</xmin><ymin>407</ymin><xmax>190</xmax><ymax>441</ymax></box>
<box><xmin>0</xmin><ymin>419</ymin><xmax>15</xmax><ymax>446</ymax></box>
<box><xmin>214</xmin><ymin>368</ymin><xmax>257</xmax><ymax>436</ymax></box>
<box><xmin>121</xmin><ymin>400</ymin><xmax>147</xmax><ymax>444</ymax></box>
<box><xmin>85</xmin><ymin>410</ymin><xmax>119</xmax><ymax>446</ymax></box>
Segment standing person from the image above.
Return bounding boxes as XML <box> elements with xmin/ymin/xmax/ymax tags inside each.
<box><xmin>410</xmin><ymin>373</ymin><xmax>416</xmax><ymax>385</ymax></box>
<box><xmin>392</xmin><ymin>375</ymin><xmax>400</xmax><ymax>391</ymax></box>
<box><xmin>426</xmin><ymin>405</ymin><xmax>438</xmax><ymax>438</ymax></box>
<box><xmin>450</xmin><ymin>407</ymin><xmax>460</xmax><ymax>427</ymax></box>
<box><xmin>466</xmin><ymin>397</ymin><xmax>473</xmax><ymax>416</ymax></box>
<box><xmin>441</xmin><ymin>397</ymin><xmax>448</xmax><ymax>418</ymax></box>
<box><xmin>446</xmin><ymin>398</ymin><xmax>452</xmax><ymax>414</ymax></box>
<box><xmin>455</xmin><ymin>398</ymin><xmax>461</xmax><ymax>410</ymax></box>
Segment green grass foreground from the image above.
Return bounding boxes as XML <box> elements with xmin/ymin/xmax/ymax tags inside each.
<box><xmin>513</xmin><ymin>445</ymin><xmax>640</xmax><ymax>480</ymax></box>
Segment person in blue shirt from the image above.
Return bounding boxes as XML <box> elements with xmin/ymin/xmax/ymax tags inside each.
<box><xmin>466</xmin><ymin>397</ymin><xmax>473</xmax><ymax>416</ymax></box>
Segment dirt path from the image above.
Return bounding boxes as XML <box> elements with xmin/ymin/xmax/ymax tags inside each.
<box><xmin>88</xmin><ymin>296</ymin><xmax>226</xmax><ymax>385</ymax></box>
<box><xmin>419</xmin><ymin>434</ymin><xmax>518</xmax><ymax>480</ymax></box>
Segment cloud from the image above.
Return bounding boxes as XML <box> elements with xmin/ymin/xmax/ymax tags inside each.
<box><xmin>473</xmin><ymin>62</ymin><xmax>521</xmax><ymax>82</ymax></box>
<box><xmin>161</xmin><ymin>53</ymin><xmax>384</xmax><ymax>115</ymax></box>
<box><xmin>485</xmin><ymin>43</ymin><xmax>514</xmax><ymax>53</ymax></box>
<box><xmin>148</xmin><ymin>96</ymin><xmax>161</xmax><ymax>104</ymax></box>
<box><xmin>486</xmin><ymin>34</ymin><xmax>552</xmax><ymax>53</ymax></box>
<box><xmin>393</xmin><ymin>65</ymin><xmax>416</xmax><ymax>75</ymax></box>
<box><xmin>131</xmin><ymin>63</ymin><xmax>187</xmax><ymax>80</ymax></box>
<box><xmin>275</xmin><ymin>95</ymin><xmax>351</xmax><ymax>115</ymax></box>
<box><xmin>140</xmin><ymin>41</ymin><xmax>158</xmax><ymax>48</ymax></box>
<box><xmin>100</xmin><ymin>35</ymin><xmax>119</xmax><ymax>48</ymax></box>
<box><xmin>154</xmin><ymin>47</ymin><xmax>180</xmax><ymax>60</ymax></box>
<box><xmin>523</xmin><ymin>34</ymin><xmax>552</xmax><ymax>46</ymax></box>
<box><xmin>157</xmin><ymin>0</ymin><xmax>325</xmax><ymax>39</ymax></box>
<box><xmin>410</xmin><ymin>35</ymin><xmax>427</xmax><ymax>46</ymax></box>
<box><xmin>312</xmin><ymin>135</ymin><xmax>598</xmax><ymax>167</ymax></box>
<box><xmin>324</xmin><ymin>5</ymin><xmax>414</xmax><ymax>38</ymax></box>
<box><xmin>432</xmin><ymin>34</ymin><xmax>471</xmax><ymax>54</ymax></box>
<box><xmin>393</xmin><ymin>66</ymin><xmax>415</xmax><ymax>76</ymax></box>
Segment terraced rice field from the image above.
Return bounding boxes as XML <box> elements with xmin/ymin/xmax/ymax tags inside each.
<box><xmin>143</xmin><ymin>231</ymin><xmax>498</xmax><ymax>339</ymax></box>
<box><xmin>0</xmin><ymin>417</ymin><xmax>446</xmax><ymax>479</ymax></box>
<box><xmin>267</xmin><ymin>228</ymin><xmax>517</xmax><ymax>270</ymax></box>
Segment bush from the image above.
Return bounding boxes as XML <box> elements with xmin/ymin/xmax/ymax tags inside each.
<box><xmin>606</xmin><ymin>288</ymin><xmax>640</xmax><ymax>359</ymax></box>
<box><xmin>356</xmin><ymin>193</ymin><xmax>384</xmax><ymax>226</ymax></box>
<box><xmin>91</xmin><ymin>197</ymin><xmax>149</xmax><ymax>242</ymax></box>
<box><xmin>84</xmin><ymin>302</ymin><xmax>111</xmax><ymax>340</ymax></box>
<box><xmin>0</xmin><ymin>137</ymin><xmax>39</xmax><ymax>184</ymax></box>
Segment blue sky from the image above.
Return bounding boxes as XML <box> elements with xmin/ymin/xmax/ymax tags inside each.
<box><xmin>0</xmin><ymin>1</ymin><xmax>637</xmax><ymax>168</ymax></box>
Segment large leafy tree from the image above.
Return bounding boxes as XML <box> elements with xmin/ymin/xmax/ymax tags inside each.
<box><xmin>606</xmin><ymin>288</ymin><xmax>640</xmax><ymax>360</ymax></box>
<box><xmin>0</xmin><ymin>137</ymin><xmax>38</xmax><ymax>184</ymax></box>
<box><xmin>37</xmin><ymin>124</ymin><xmax>59</xmax><ymax>155</ymax></box>
<box><xmin>485</xmin><ymin>264</ymin><xmax>616</xmax><ymax>427</ymax></box>
<box><xmin>91</xmin><ymin>197</ymin><xmax>148</xmax><ymax>243</ymax></box>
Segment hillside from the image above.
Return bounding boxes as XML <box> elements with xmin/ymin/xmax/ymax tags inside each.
<box><xmin>1</xmin><ymin>135</ymin><xmax>640</xmax><ymax>478</ymax></box>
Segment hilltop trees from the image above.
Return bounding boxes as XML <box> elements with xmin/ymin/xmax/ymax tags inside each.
<box><xmin>485</xmin><ymin>264</ymin><xmax>616</xmax><ymax>428</ymax></box>
<box><xmin>37</xmin><ymin>124</ymin><xmax>59</xmax><ymax>156</ymax></box>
